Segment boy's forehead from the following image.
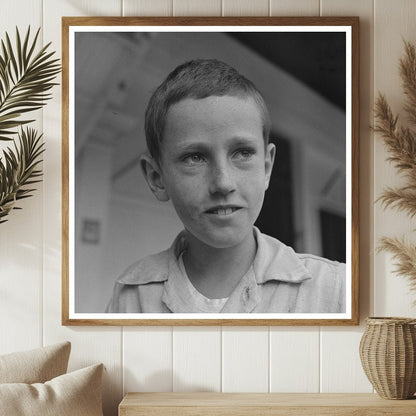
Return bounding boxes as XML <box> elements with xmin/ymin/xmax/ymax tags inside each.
<box><xmin>160</xmin><ymin>95</ymin><xmax>265</xmax><ymax>154</ymax></box>
<box><xmin>166</xmin><ymin>95</ymin><xmax>263</xmax><ymax>123</ymax></box>
<box><xmin>166</xmin><ymin>96</ymin><xmax>262</xmax><ymax>129</ymax></box>
<box><xmin>170</xmin><ymin>93</ymin><xmax>254</xmax><ymax>108</ymax></box>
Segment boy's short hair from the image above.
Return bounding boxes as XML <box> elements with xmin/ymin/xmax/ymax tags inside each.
<box><xmin>144</xmin><ymin>59</ymin><xmax>271</xmax><ymax>162</ymax></box>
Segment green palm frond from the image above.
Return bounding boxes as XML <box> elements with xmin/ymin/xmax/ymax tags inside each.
<box><xmin>0</xmin><ymin>27</ymin><xmax>59</xmax><ymax>224</ymax></box>
<box><xmin>0</xmin><ymin>127</ymin><xmax>44</xmax><ymax>223</ymax></box>
<box><xmin>0</xmin><ymin>27</ymin><xmax>60</xmax><ymax>141</ymax></box>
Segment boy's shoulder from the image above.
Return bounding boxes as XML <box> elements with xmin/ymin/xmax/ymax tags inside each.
<box><xmin>116</xmin><ymin>249</ymin><xmax>171</xmax><ymax>286</ymax></box>
<box><xmin>255</xmin><ymin>229</ymin><xmax>345</xmax><ymax>285</ymax></box>
<box><xmin>295</xmin><ymin>251</ymin><xmax>346</xmax><ymax>285</ymax></box>
<box><xmin>296</xmin><ymin>251</ymin><xmax>345</xmax><ymax>270</ymax></box>
<box><xmin>116</xmin><ymin>231</ymin><xmax>187</xmax><ymax>286</ymax></box>
<box><xmin>256</xmin><ymin>230</ymin><xmax>346</xmax><ymax>312</ymax></box>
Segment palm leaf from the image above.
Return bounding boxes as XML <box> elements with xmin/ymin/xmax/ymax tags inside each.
<box><xmin>0</xmin><ymin>127</ymin><xmax>44</xmax><ymax>222</ymax></box>
<box><xmin>0</xmin><ymin>27</ymin><xmax>60</xmax><ymax>141</ymax></box>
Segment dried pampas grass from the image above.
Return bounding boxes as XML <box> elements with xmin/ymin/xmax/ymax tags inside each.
<box><xmin>375</xmin><ymin>40</ymin><xmax>416</xmax><ymax>298</ymax></box>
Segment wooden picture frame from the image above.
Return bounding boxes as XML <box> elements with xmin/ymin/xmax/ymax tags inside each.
<box><xmin>62</xmin><ymin>16</ymin><xmax>359</xmax><ymax>326</ymax></box>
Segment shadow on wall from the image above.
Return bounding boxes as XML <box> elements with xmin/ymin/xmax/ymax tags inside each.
<box><xmin>123</xmin><ymin>367</ymin><xmax>216</xmax><ymax>393</ymax></box>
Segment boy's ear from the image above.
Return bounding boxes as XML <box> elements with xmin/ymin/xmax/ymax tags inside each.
<box><xmin>264</xmin><ymin>143</ymin><xmax>276</xmax><ymax>190</ymax></box>
<box><xmin>140</xmin><ymin>153</ymin><xmax>170</xmax><ymax>201</ymax></box>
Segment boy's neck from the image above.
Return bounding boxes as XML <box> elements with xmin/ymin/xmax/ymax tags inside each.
<box><xmin>182</xmin><ymin>229</ymin><xmax>257</xmax><ymax>299</ymax></box>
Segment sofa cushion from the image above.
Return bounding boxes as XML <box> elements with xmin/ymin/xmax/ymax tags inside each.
<box><xmin>0</xmin><ymin>363</ymin><xmax>104</xmax><ymax>416</ymax></box>
<box><xmin>0</xmin><ymin>341</ymin><xmax>71</xmax><ymax>384</ymax></box>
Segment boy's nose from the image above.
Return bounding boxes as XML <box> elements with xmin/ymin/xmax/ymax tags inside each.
<box><xmin>209</xmin><ymin>162</ymin><xmax>236</xmax><ymax>195</ymax></box>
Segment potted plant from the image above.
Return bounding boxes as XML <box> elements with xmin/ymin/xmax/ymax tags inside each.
<box><xmin>359</xmin><ymin>40</ymin><xmax>416</xmax><ymax>400</ymax></box>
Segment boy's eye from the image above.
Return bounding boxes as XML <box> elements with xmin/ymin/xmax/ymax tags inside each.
<box><xmin>233</xmin><ymin>148</ymin><xmax>255</xmax><ymax>161</ymax></box>
<box><xmin>182</xmin><ymin>153</ymin><xmax>206</xmax><ymax>165</ymax></box>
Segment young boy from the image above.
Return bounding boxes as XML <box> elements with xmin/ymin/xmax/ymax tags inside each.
<box><xmin>106</xmin><ymin>59</ymin><xmax>346</xmax><ymax>314</ymax></box>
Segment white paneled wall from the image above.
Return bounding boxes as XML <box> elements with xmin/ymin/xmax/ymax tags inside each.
<box><xmin>222</xmin><ymin>327</ymin><xmax>269</xmax><ymax>392</ymax></box>
<box><xmin>1</xmin><ymin>1</ymin><xmax>416</xmax><ymax>415</ymax></box>
<box><xmin>270</xmin><ymin>327</ymin><xmax>319</xmax><ymax>392</ymax></box>
<box><xmin>173</xmin><ymin>327</ymin><xmax>221</xmax><ymax>392</ymax></box>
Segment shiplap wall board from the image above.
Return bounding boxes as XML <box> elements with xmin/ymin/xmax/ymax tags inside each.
<box><xmin>174</xmin><ymin>0</ymin><xmax>222</xmax><ymax>16</ymax></box>
<box><xmin>223</xmin><ymin>0</ymin><xmax>270</xmax><ymax>16</ymax></box>
<box><xmin>124</xmin><ymin>0</ymin><xmax>172</xmax><ymax>16</ymax></box>
<box><xmin>270</xmin><ymin>0</ymin><xmax>319</xmax><ymax>16</ymax></box>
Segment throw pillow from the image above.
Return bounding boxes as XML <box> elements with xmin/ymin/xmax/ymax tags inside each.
<box><xmin>0</xmin><ymin>341</ymin><xmax>71</xmax><ymax>384</ymax></box>
<box><xmin>0</xmin><ymin>363</ymin><xmax>104</xmax><ymax>416</ymax></box>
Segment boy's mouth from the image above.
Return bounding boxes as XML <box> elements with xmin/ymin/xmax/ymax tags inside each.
<box><xmin>206</xmin><ymin>206</ymin><xmax>241</xmax><ymax>216</ymax></box>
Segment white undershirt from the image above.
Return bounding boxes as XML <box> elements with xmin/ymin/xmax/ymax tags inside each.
<box><xmin>178</xmin><ymin>252</ymin><xmax>229</xmax><ymax>313</ymax></box>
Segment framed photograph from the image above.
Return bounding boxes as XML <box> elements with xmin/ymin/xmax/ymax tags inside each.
<box><xmin>62</xmin><ymin>16</ymin><xmax>359</xmax><ymax>326</ymax></box>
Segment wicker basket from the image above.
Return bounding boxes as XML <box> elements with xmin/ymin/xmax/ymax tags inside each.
<box><xmin>359</xmin><ymin>317</ymin><xmax>416</xmax><ymax>399</ymax></box>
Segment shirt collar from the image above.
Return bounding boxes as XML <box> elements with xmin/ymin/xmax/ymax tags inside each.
<box><xmin>171</xmin><ymin>227</ymin><xmax>312</xmax><ymax>284</ymax></box>
<box><xmin>162</xmin><ymin>249</ymin><xmax>261</xmax><ymax>314</ymax></box>
<box><xmin>252</xmin><ymin>227</ymin><xmax>312</xmax><ymax>284</ymax></box>
<box><xmin>163</xmin><ymin>228</ymin><xmax>311</xmax><ymax>313</ymax></box>
<box><xmin>117</xmin><ymin>227</ymin><xmax>311</xmax><ymax>288</ymax></box>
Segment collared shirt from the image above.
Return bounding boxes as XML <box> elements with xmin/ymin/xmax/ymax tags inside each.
<box><xmin>106</xmin><ymin>228</ymin><xmax>346</xmax><ymax>313</ymax></box>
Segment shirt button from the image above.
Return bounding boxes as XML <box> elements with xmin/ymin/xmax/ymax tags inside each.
<box><xmin>243</xmin><ymin>286</ymin><xmax>251</xmax><ymax>302</ymax></box>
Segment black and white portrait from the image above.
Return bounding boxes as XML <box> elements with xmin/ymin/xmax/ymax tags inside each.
<box><xmin>66</xmin><ymin>21</ymin><xmax>356</xmax><ymax>323</ymax></box>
